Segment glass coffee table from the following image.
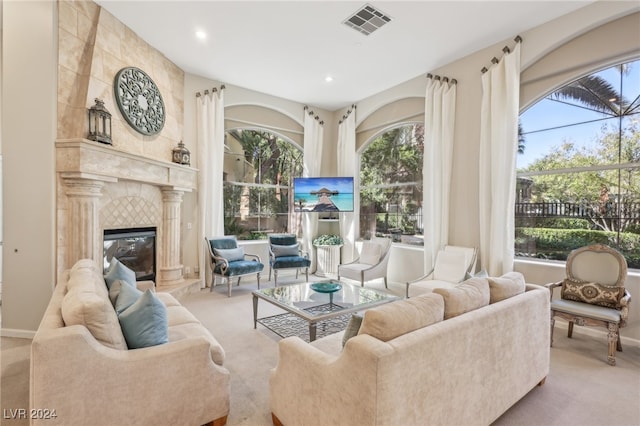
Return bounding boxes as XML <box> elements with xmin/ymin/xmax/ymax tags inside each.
<box><xmin>252</xmin><ymin>280</ymin><xmax>400</xmax><ymax>341</ymax></box>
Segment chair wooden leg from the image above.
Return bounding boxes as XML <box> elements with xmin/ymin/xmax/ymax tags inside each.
<box><xmin>607</xmin><ymin>322</ymin><xmax>618</xmax><ymax>366</ymax></box>
<box><xmin>274</xmin><ymin>270</ymin><xmax>278</xmax><ymax>287</ymax></box>
<box><xmin>210</xmin><ymin>275</ymin><xmax>217</xmax><ymax>292</ymax></box>
<box><xmin>202</xmin><ymin>415</ymin><xmax>228</xmax><ymax>426</ymax></box>
<box><xmin>549</xmin><ymin>313</ymin><xmax>555</xmax><ymax>347</ymax></box>
<box><xmin>538</xmin><ymin>377</ymin><xmax>546</xmax><ymax>386</ymax></box>
<box><xmin>305</xmin><ymin>268</ymin><xmax>308</xmax><ymax>282</ymax></box>
<box><xmin>271</xmin><ymin>413</ymin><xmax>283</xmax><ymax>426</ymax></box>
<box><xmin>567</xmin><ymin>321</ymin><xmax>574</xmax><ymax>338</ymax></box>
<box><xmin>257</xmin><ymin>273</ymin><xmax>261</xmax><ymax>289</ymax></box>
<box><xmin>617</xmin><ymin>330</ymin><xmax>623</xmax><ymax>352</ymax></box>
<box><xmin>227</xmin><ymin>277</ymin><xmax>232</xmax><ymax>298</ymax></box>
<box><xmin>237</xmin><ymin>276</ymin><xmax>242</xmax><ymax>287</ymax></box>
<box><xmin>269</xmin><ymin>266</ymin><xmax>272</xmax><ymax>281</ymax></box>
<box><xmin>296</xmin><ymin>269</ymin><xmax>299</xmax><ymax>279</ymax></box>
<box><xmin>384</xmin><ymin>276</ymin><xmax>388</xmax><ymax>289</ymax></box>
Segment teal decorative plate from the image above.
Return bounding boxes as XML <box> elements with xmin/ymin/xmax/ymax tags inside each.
<box><xmin>310</xmin><ymin>282</ymin><xmax>342</xmax><ymax>293</ymax></box>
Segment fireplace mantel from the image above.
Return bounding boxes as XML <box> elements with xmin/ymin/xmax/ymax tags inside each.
<box><xmin>56</xmin><ymin>139</ymin><xmax>197</xmax><ymax>190</ymax></box>
<box><xmin>55</xmin><ymin>139</ymin><xmax>198</xmax><ymax>287</ymax></box>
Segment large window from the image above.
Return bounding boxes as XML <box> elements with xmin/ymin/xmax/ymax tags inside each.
<box><xmin>223</xmin><ymin>129</ymin><xmax>303</xmax><ymax>239</ymax></box>
<box><xmin>359</xmin><ymin>123</ymin><xmax>424</xmax><ymax>245</ymax></box>
<box><xmin>516</xmin><ymin>59</ymin><xmax>640</xmax><ymax>268</ymax></box>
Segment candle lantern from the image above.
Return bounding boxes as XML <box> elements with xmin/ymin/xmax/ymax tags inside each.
<box><xmin>87</xmin><ymin>98</ymin><xmax>112</xmax><ymax>144</ymax></box>
<box><xmin>172</xmin><ymin>140</ymin><xmax>191</xmax><ymax>166</ymax></box>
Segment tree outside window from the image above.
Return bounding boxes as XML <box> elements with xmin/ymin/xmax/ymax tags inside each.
<box><xmin>223</xmin><ymin>129</ymin><xmax>303</xmax><ymax>239</ymax></box>
<box><xmin>517</xmin><ymin>59</ymin><xmax>640</xmax><ymax>268</ymax></box>
<box><xmin>360</xmin><ymin>123</ymin><xmax>424</xmax><ymax>244</ymax></box>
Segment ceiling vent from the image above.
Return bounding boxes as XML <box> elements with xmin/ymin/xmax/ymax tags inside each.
<box><xmin>343</xmin><ymin>3</ymin><xmax>392</xmax><ymax>36</ymax></box>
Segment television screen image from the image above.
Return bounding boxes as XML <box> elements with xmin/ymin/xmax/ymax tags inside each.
<box><xmin>293</xmin><ymin>177</ymin><xmax>354</xmax><ymax>212</ymax></box>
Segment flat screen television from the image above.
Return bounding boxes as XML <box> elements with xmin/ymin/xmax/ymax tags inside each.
<box><xmin>293</xmin><ymin>176</ymin><xmax>354</xmax><ymax>213</ymax></box>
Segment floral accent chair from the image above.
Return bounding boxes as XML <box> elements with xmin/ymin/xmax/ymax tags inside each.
<box><xmin>205</xmin><ymin>236</ymin><xmax>264</xmax><ymax>297</ymax></box>
<box><xmin>546</xmin><ymin>244</ymin><xmax>631</xmax><ymax>366</ymax></box>
<box><xmin>268</xmin><ymin>234</ymin><xmax>311</xmax><ymax>286</ymax></box>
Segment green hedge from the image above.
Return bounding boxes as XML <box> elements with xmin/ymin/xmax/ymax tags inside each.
<box><xmin>515</xmin><ymin>227</ymin><xmax>640</xmax><ymax>268</ymax></box>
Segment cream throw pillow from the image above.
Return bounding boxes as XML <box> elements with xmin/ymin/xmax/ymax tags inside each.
<box><xmin>433</xmin><ymin>277</ymin><xmax>490</xmax><ymax>319</ymax></box>
<box><xmin>488</xmin><ymin>272</ymin><xmax>526</xmax><ymax>303</ymax></box>
<box><xmin>62</xmin><ymin>285</ymin><xmax>128</xmax><ymax>350</ymax></box>
<box><xmin>358</xmin><ymin>293</ymin><xmax>444</xmax><ymax>341</ymax></box>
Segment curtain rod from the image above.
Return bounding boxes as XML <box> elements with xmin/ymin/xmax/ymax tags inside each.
<box><xmin>339</xmin><ymin>104</ymin><xmax>357</xmax><ymax>124</ymax></box>
<box><xmin>303</xmin><ymin>105</ymin><xmax>324</xmax><ymax>125</ymax></box>
<box><xmin>426</xmin><ymin>73</ymin><xmax>457</xmax><ymax>85</ymax></box>
<box><xmin>480</xmin><ymin>35</ymin><xmax>522</xmax><ymax>73</ymax></box>
<box><xmin>196</xmin><ymin>84</ymin><xmax>226</xmax><ymax>97</ymax></box>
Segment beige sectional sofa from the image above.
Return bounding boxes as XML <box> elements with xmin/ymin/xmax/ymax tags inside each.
<box><xmin>30</xmin><ymin>259</ymin><xmax>230</xmax><ymax>426</ymax></box>
<box><xmin>270</xmin><ymin>273</ymin><xmax>550</xmax><ymax>426</ymax></box>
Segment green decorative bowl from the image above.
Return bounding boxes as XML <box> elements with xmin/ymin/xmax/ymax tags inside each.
<box><xmin>310</xmin><ymin>282</ymin><xmax>342</xmax><ymax>293</ymax></box>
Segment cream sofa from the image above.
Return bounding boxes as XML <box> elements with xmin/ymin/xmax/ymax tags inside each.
<box><xmin>30</xmin><ymin>259</ymin><xmax>230</xmax><ymax>426</ymax></box>
<box><xmin>270</xmin><ymin>274</ymin><xmax>550</xmax><ymax>426</ymax></box>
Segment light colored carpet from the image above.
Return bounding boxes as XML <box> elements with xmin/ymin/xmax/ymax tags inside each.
<box><xmin>2</xmin><ymin>274</ymin><xmax>639</xmax><ymax>426</ymax></box>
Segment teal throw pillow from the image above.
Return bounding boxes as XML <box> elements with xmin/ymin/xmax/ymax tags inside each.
<box><xmin>114</xmin><ymin>280</ymin><xmax>143</xmax><ymax>315</ymax></box>
<box><xmin>118</xmin><ymin>289</ymin><xmax>168</xmax><ymax>349</ymax></box>
<box><xmin>104</xmin><ymin>258</ymin><xmax>136</xmax><ymax>289</ymax></box>
<box><xmin>272</xmin><ymin>243</ymin><xmax>299</xmax><ymax>257</ymax></box>
<box><xmin>342</xmin><ymin>313</ymin><xmax>363</xmax><ymax>348</ymax></box>
<box><xmin>214</xmin><ymin>247</ymin><xmax>245</xmax><ymax>262</ymax></box>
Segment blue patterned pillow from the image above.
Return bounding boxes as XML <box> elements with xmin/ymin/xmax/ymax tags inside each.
<box><xmin>118</xmin><ymin>290</ymin><xmax>168</xmax><ymax>349</ymax></box>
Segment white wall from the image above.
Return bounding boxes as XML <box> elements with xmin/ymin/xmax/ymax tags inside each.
<box><xmin>1</xmin><ymin>1</ymin><xmax>57</xmax><ymax>336</ymax></box>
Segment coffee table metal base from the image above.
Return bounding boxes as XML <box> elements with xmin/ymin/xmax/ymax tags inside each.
<box><xmin>252</xmin><ymin>281</ymin><xmax>399</xmax><ymax>342</ymax></box>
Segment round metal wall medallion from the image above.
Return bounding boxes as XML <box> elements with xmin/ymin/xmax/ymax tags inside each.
<box><xmin>114</xmin><ymin>67</ymin><xmax>165</xmax><ymax>136</ymax></box>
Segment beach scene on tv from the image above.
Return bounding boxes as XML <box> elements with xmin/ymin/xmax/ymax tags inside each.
<box><xmin>294</xmin><ymin>177</ymin><xmax>354</xmax><ymax>212</ymax></box>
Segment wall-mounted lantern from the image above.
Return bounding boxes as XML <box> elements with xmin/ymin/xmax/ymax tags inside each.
<box><xmin>88</xmin><ymin>98</ymin><xmax>112</xmax><ymax>145</ymax></box>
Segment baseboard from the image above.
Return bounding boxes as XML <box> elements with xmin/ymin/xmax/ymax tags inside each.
<box><xmin>1</xmin><ymin>328</ymin><xmax>36</xmax><ymax>339</ymax></box>
<box><xmin>554</xmin><ymin>320</ymin><xmax>640</xmax><ymax>348</ymax></box>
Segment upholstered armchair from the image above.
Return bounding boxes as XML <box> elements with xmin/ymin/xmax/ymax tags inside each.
<box><xmin>205</xmin><ymin>236</ymin><xmax>264</xmax><ymax>297</ymax></box>
<box><xmin>406</xmin><ymin>245</ymin><xmax>477</xmax><ymax>297</ymax></box>
<box><xmin>267</xmin><ymin>234</ymin><xmax>311</xmax><ymax>286</ymax></box>
<box><xmin>337</xmin><ymin>238</ymin><xmax>392</xmax><ymax>288</ymax></box>
<box><xmin>546</xmin><ymin>244</ymin><xmax>631</xmax><ymax>366</ymax></box>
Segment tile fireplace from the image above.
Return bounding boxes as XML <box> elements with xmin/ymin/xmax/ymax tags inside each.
<box><xmin>56</xmin><ymin>139</ymin><xmax>197</xmax><ymax>287</ymax></box>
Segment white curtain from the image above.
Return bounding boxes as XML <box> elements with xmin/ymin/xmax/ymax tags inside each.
<box><xmin>479</xmin><ymin>42</ymin><xmax>521</xmax><ymax>276</ymax></box>
<box><xmin>423</xmin><ymin>76</ymin><xmax>457</xmax><ymax>274</ymax></box>
<box><xmin>337</xmin><ymin>109</ymin><xmax>358</xmax><ymax>263</ymax></box>
<box><xmin>196</xmin><ymin>88</ymin><xmax>225</xmax><ymax>286</ymax></box>
<box><xmin>302</xmin><ymin>110</ymin><xmax>323</xmax><ymax>271</ymax></box>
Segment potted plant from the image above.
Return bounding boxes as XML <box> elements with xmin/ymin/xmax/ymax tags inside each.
<box><xmin>313</xmin><ymin>235</ymin><xmax>343</xmax><ymax>277</ymax></box>
<box><xmin>313</xmin><ymin>234</ymin><xmax>344</xmax><ymax>246</ymax></box>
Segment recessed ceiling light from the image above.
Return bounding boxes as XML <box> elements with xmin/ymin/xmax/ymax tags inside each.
<box><xmin>195</xmin><ymin>30</ymin><xmax>207</xmax><ymax>40</ymax></box>
<box><xmin>325</xmin><ymin>76</ymin><xmax>333</xmax><ymax>82</ymax></box>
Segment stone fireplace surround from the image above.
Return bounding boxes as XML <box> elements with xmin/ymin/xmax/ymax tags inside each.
<box><xmin>56</xmin><ymin>139</ymin><xmax>197</xmax><ymax>288</ymax></box>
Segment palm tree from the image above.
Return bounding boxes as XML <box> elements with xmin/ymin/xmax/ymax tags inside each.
<box><xmin>518</xmin><ymin>63</ymin><xmax>637</xmax><ymax>154</ymax></box>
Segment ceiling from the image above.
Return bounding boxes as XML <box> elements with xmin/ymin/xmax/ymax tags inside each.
<box><xmin>95</xmin><ymin>1</ymin><xmax>596</xmax><ymax>111</ymax></box>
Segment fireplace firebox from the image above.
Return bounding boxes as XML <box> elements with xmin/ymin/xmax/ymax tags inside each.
<box><xmin>103</xmin><ymin>227</ymin><xmax>156</xmax><ymax>282</ymax></box>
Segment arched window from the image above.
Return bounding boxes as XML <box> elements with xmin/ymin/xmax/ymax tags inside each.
<box><xmin>516</xmin><ymin>58</ymin><xmax>640</xmax><ymax>268</ymax></box>
<box><xmin>223</xmin><ymin>128</ymin><xmax>304</xmax><ymax>239</ymax></box>
<box><xmin>359</xmin><ymin>122</ymin><xmax>424</xmax><ymax>244</ymax></box>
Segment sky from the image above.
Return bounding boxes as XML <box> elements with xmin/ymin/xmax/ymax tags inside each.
<box><xmin>518</xmin><ymin>59</ymin><xmax>640</xmax><ymax>169</ymax></box>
